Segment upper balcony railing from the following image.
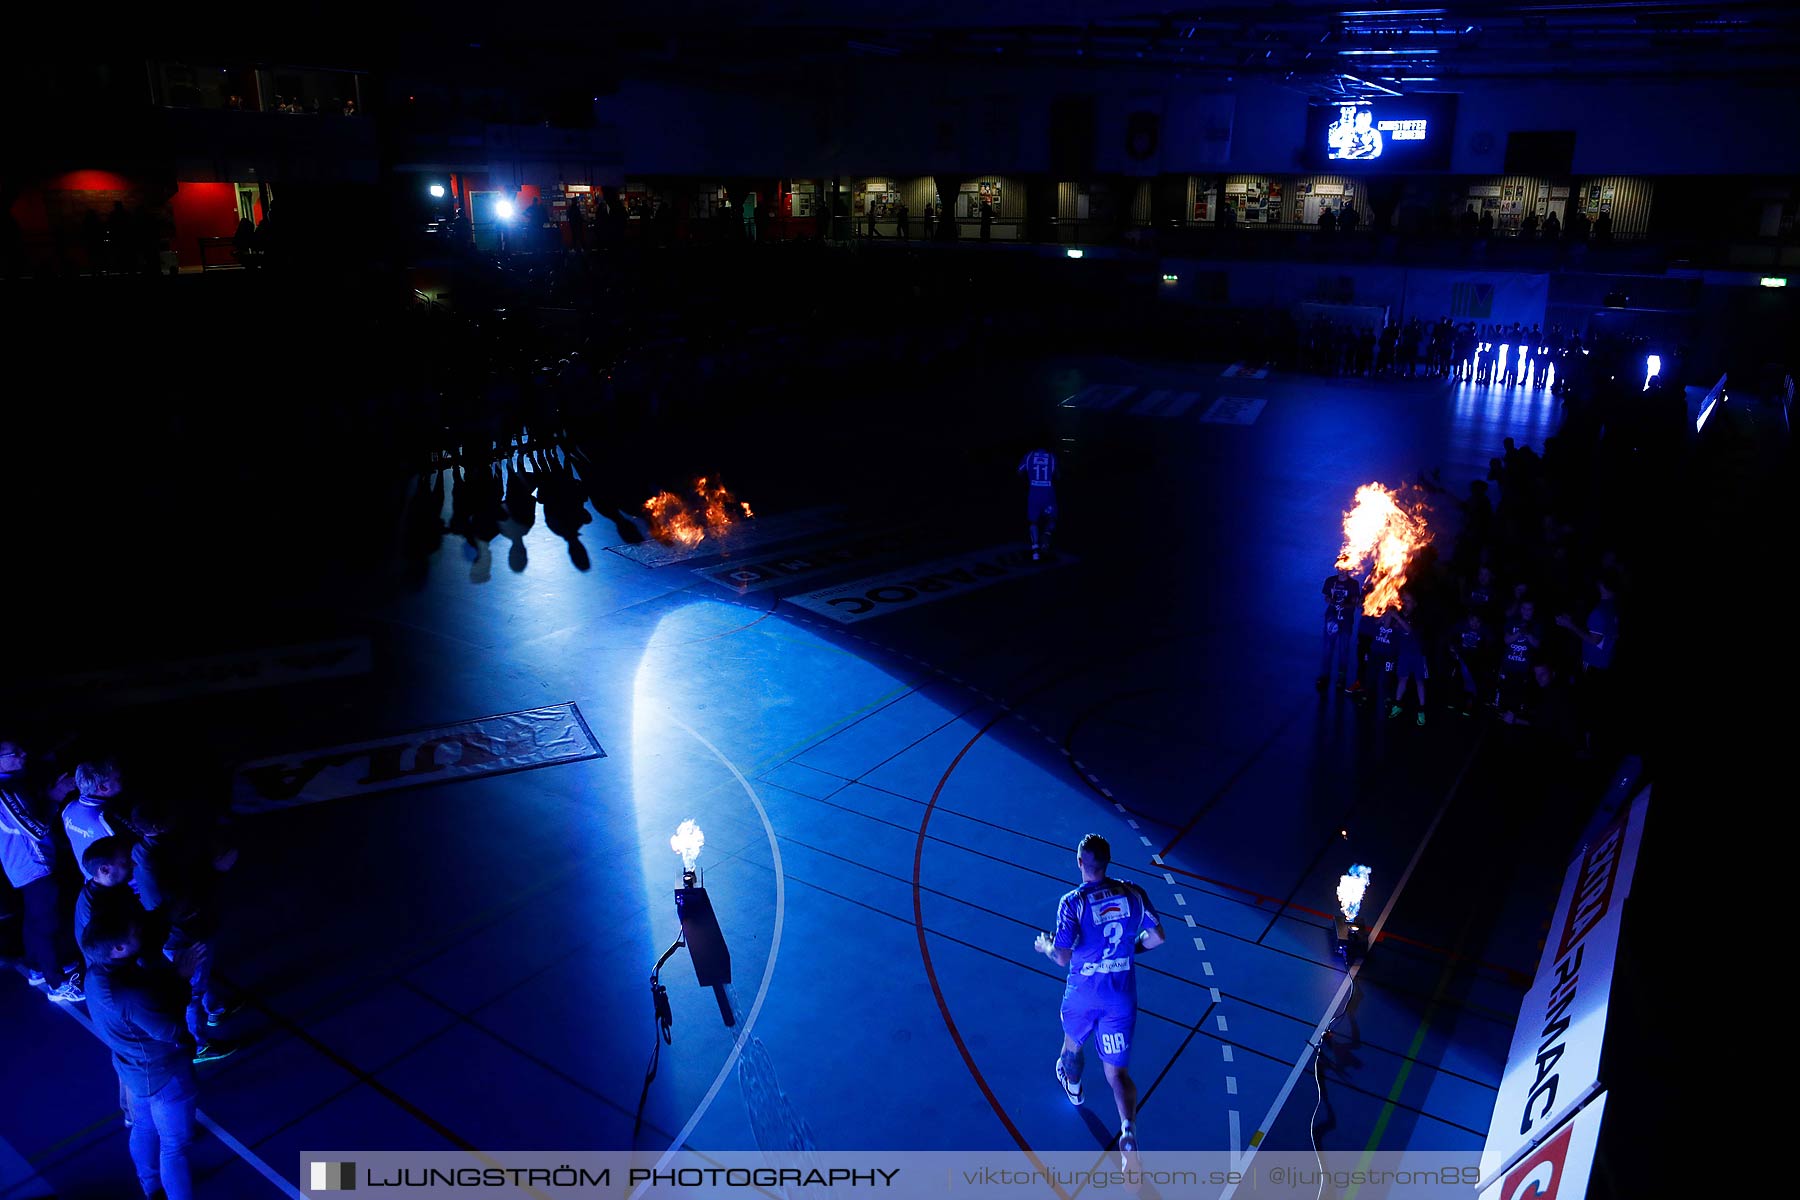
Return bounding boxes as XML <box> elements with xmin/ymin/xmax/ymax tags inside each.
<box><xmin>148</xmin><ymin>61</ymin><xmax>367</xmax><ymax>118</ymax></box>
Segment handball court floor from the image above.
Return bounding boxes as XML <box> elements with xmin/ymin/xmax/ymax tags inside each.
<box><xmin>4</xmin><ymin>359</ymin><xmax>1592</xmax><ymax>1198</ymax></box>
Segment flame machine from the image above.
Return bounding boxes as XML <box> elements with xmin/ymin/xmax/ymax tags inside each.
<box><xmin>651</xmin><ymin>821</ymin><xmax>735</xmax><ymax>1033</ymax></box>
<box><xmin>1333</xmin><ymin>864</ymin><xmax>1373</xmax><ymax>963</ymax></box>
<box><xmin>636</xmin><ymin>821</ymin><xmax>735</xmax><ymax>1137</ymax></box>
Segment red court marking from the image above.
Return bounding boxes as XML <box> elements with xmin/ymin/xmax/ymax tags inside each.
<box><xmin>1162</xmin><ymin>865</ymin><xmax>1529</xmax><ymax>982</ymax></box>
<box><xmin>913</xmin><ymin>713</ymin><xmax>1074</xmax><ymax>1200</ymax></box>
<box><xmin>1164</xmin><ymin>862</ymin><xmax>1336</xmax><ymax>918</ymax></box>
<box><xmin>1369</xmin><ymin>929</ymin><xmax>1534</xmax><ymax>987</ymax></box>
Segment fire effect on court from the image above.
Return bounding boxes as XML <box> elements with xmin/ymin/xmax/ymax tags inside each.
<box><xmin>643</xmin><ymin>477</ymin><xmax>754</xmax><ymax>547</ymax></box>
<box><xmin>1336</xmin><ymin>482</ymin><xmax>1432</xmax><ymax>615</ymax></box>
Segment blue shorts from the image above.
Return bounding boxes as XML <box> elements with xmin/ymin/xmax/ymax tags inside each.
<box><xmin>1062</xmin><ymin>990</ymin><xmax>1136</xmax><ymax>1066</ymax></box>
<box><xmin>1027</xmin><ymin>488</ymin><xmax>1057</xmax><ymax>523</ymax></box>
<box><xmin>1397</xmin><ymin>652</ymin><xmax>1429</xmax><ymax>679</ymax></box>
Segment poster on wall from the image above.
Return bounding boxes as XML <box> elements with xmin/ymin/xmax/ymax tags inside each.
<box><xmin>1193</xmin><ymin>193</ymin><xmax>1210</xmax><ymax>222</ymax></box>
<box><xmin>1301</xmin><ymin>194</ymin><xmax>1343</xmax><ymax>226</ymax></box>
<box><xmin>1245</xmin><ymin>182</ymin><xmax>1268</xmax><ymax>222</ymax></box>
<box><xmin>1405</xmin><ymin>271</ymin><xmax>1550</xmax><ymax>328</ymax></box>
<box><xmin>1305</xmin><ymin>95</ymin><xmax>1457</xmax><ymax>170</ymax></box>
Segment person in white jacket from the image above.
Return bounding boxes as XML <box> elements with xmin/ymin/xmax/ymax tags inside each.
<box><xmin>1</xmin><ymin>737</ymin><xmax>82</xmax><ymax>1001</ymax></box>
<box><xmin>63</xmin><ymin>759</ymin><xmax>123</xmax><ymax>879</ymax></box>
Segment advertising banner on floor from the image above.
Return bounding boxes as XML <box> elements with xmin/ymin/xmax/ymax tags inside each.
<box><xmin>607</xmin><ymin>507</ymin><xmax>846</xmax><ymax>568</ymax></box>
<box><xmin>1477</xmin><ymin>788</ymin><xmax>1649</xmax><ymax>1186</ymax></box>
<box><xmin>784</xmin><ymin>546</ymin><xmax>1069</xmax><ymax>624</ymax></box>
<box><xmin>232</xmin><ymin>703</ymin><xmax>603</xmax><ymax>814</ymax></box>
<box><xmin>1477</xmin><ymin>1092</ymin><xmax>1607</xmax><ymax>1200</ymax></box>
<box><xmin>1200</xmin><ymin>396</ymin><xmax>1267</xmax><ymax>425</ymax></box>
<box><xmin>693</xmin><ymin>527</ymin><xmax>921</xmax><ymax>594</ymax></box>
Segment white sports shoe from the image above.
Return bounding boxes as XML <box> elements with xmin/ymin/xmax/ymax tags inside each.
<box><xmin>1055</xmin><ymin>1058</ymin><xmax>1082</xmax><ymax>1106</ymax></box>
<box><xmin>1119</xmin><ymin>1124</ymin><xmax>1140</xmax><ymax>1172</ymax></box>
<box><xmin>47</xmin><ymin>978</ymin><xmax>84</xmax><ymax>1004</ymax></box>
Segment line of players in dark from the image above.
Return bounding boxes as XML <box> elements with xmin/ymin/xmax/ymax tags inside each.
<box><xmin>1318</xmin><ymin>440</ymin><xmax>1624</xmax><ymax>751</ymax></box>
<box><xmin>1300</xmin><ymin>315</ymin><xmax>1584</xmax><ymax>387</ymax></box>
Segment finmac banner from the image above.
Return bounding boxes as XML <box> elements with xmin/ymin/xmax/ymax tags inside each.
<box><xmin>1404</xmin><ymin>272</ymin><xmax>1551</xmax><ymax>331</ymax></box>
<box><xmin>232</xmin><ymin>704</ymin><xmax>603</xmax><ymax>814</ymax></box>
<box><xmin>1477</xmin><ymin>788</ymin><xmax>1649</xmax><ymax>1186</ymax></box>
<box><xmin>1478</xmin><ymin>1093</ymin><xmax>1607</xmax><ymax>1200</ymax></box>
<box><xmin>783</xmin><ymin>546</ymin><xmax>1071</xmax><ymax>624</ymax></box>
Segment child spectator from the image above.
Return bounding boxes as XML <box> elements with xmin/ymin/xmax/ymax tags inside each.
<box><xmin>1462</xmin><ymin>563</ymin><xmax>1501</xmax><ymax>624</ymax></box>
<box><xmin>128</xmin><ymin>798</ymin><xmax>239</xmax><ymax>1055</ymax></box>
<box><xmin>1368</xmin><ymin>605</ymin><xmax>1401</xmax><ymax>711</ymax></box>
<box><xmin>1391</xmin><ymin>592</ymin><xmax>1430</xmax><ymax>725</ymax></box>
<box><xmin>1319</xmin><ymin>568</ymin><xmax>1366</xmax><ymax>693</ymax></box>
<box><xmin>1501</xmin><ymin>661</ymin><xmax>1581</xmax><ymax>754</ymax></box>
<box><xmin>1496</xmin><ymin>598</ymin><xmax>1545</xmax><ymax>712</ymax></box>
<box><xmin>75</xmin><ymin>837</ymin><xmax>146</xmax><ymax>937</ymax></box>
<box><xmin>1450</xmin><ymin>610</ymin><xmax>1494</xmax><ymax>717</ymax></box>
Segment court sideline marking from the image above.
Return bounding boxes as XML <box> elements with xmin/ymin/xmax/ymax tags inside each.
<box><xmin>1218</xmin><ymin>733</ymin><xmax>1484</xmax><ymax>1200</ymax></box>
<box><xmin>911</xmin><ymin>711</ymin><xmax>1075</xmax><ymax>1200</ymax></box>
<box><xmin>41</xmin><ymin>1000</ymin><xmax>306</xmax><ymax>1200</ymax></box>
<box><xmin>657</xmin><ymin>553</ymin><xmax>1290</xmax><ymax>1166</ymax></box>
<box><xmin>696</xmin><ymin>567</ymin><xmax>1228</xmax><ymax>1173</ymax></box>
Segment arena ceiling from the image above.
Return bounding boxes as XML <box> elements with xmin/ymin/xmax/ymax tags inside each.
<box><xmin>587</xmin><ymin>1</ymin><xmax>1800</xmax><ymax>87</ymax></box>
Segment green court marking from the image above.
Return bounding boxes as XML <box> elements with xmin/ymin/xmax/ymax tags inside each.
<box><xmin>1344</xmin><ymin>914</ymin><xmax>1480</xmax><ymax>1199</ymax></box>
<box><xmin>749</xmin><ymin>681</ymin><xmax>916</xmax><ymax>777</ymax></box>
<box><xmin>27</xmin><ymin>1109</ymin><xmax>124</xmax><ymax>1163</ymax></box>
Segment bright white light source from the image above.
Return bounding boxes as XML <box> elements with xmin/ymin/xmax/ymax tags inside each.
<box><xmin>1065</xmin><ymin>248</ymin><xmax>1084</xmax><ymax>259</ymax></box>
<box><xmin>1761</xmin><ymin>276</ymin><xmax>1787</xmax><ymax>288</ymax></box>
<box><xmin>1643</xmin><ymin>354</ymin><xmax>1661</xmax><ymax>392</ymax></box>
<box><xmin>1337</xmin><ymin>864</ymin><xmax>1372</xmax><ymax>923</ymax></box>
<box><xmin>494</xmin><ymin>198</ymin><xmax>516</xmax><ymax>220</ymax></box>
<box><xmin>1162</xmin><ymin>273</ymin><xmax>1179</xmax><ymax>283</ymax></box>
<box><xmin>671</xmin><ymin>820</ymin><xmax>705</xmax><ymax>873</ymax></box>
<box><xmin>429</xmin><ymin>184</ymin><xmax>446</xmax><ymax>198</ymax></box>
<box><xmin>1696</xmin><ymin>389</ymin><xmax>1723</xmax><ymax>431</ymax></box>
